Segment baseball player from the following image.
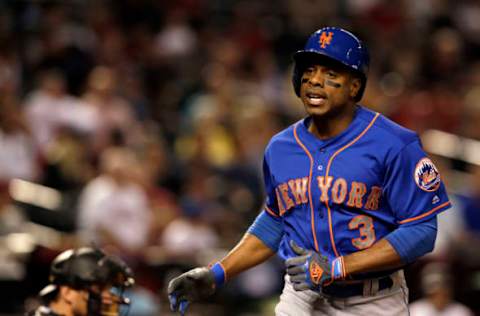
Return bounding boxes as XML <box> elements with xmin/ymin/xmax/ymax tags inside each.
<box><xmin>168</xmin><ymin>26</ymin><xmax>451</xmax><ymax>315</ymax></box>
<box><xmin>27</xmin><ymin>247</ymin><xmax>134</xmax><ymax>316</ymax></box>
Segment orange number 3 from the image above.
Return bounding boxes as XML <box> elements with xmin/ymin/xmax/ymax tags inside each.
<box><xmin>348</xmin><ymin>215</ymin><xmax>376</xmax><ymax>249</ymax></box>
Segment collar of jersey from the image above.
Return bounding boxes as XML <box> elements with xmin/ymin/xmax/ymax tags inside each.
<box><xmin>296</xmin><ymin>105</ymin><xmax>370</xmax><ymax>151</ymax></box>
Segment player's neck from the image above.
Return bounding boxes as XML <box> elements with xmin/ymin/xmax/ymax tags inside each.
<box><xmin>308</xmin><ymin>104</ymin><xmax>356</xmax><ymax>140</ymax></box>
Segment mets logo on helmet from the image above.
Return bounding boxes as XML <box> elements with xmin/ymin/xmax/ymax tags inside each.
<box><xmin>414</xmin><ymin>158</ymin><xmax>441</xmax><ymax>192</ymax></box>
<box><xmin>319</xmin><ymin>31</ymin><xmax>333</xmax><ymax>48</ymax></box>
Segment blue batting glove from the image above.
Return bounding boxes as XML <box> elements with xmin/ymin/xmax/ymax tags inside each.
<box><xmin>285</xmin><ymin>240</ymin><xmax>346</xmax><ymax>291</ymax></box>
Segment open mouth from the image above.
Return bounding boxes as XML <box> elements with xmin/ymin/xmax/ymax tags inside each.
<box><xmin>306</xmin><ymin>92</ymin><xmax>327</xmax><ymax>105</ymax></box>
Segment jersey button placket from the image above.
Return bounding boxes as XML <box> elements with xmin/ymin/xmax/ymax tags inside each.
<box><xmin>319</xmin><ymin>147</ymin><xmax>327</xmax><ymax>218</ymax></box>
<box><xmin>315</xmin><ymin>149</ymin><xmax>326</xmax><ymax>219</ymax></box>
<box><xmin>315</xmin><ymin>148</ymin><xmax>329</xmax><ymax>254</ymax></box>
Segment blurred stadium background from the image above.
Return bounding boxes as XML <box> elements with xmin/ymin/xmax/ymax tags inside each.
<box><xmin>0</xmin><ymin>0</ymin><xmax>480</xmax><ymax>315</ymax></box>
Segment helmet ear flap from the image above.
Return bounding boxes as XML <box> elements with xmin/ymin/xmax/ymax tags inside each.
<box><xmin>292</xmin><ymin>64</ymin><xmax>303</xmax><ymax>97</ymax></box>
<box><xmin>292</xmin><ymin>58</ymin><xmax>311</xmax><ymax>97</ymax></box>
<box><xmin>354</xmin><ymin>75</ymin><xmax>367</xmax><ymax>102</ymax></box>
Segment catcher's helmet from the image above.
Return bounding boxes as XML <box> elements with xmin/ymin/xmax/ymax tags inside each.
<box><xmin>46</xmin><ymin>247</ymin><xmax>134</xmax><ymax>290</ymax></box>
<box><xmin>292</xmin><ymin>27</ymin><xmax>369</xmax><ymax>101</ymax></box>
<box><xmin>39</xmin><ymin>247</ymin><xmax>134</xmax><ymax>315</ymax></box>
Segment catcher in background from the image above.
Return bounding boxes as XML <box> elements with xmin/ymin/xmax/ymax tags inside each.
<box><xmin>168</xmin><ymin>26</ymin><xmax>451</xmax><ymax>315</ymax></box>
<box><xmin>27</xmin><ymin>247</ymin><xmax>134</xmax><ymax>316</ymax></box>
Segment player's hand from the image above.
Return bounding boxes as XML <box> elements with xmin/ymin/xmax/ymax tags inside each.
<box><xmin>167</xmin><ymin>267</ymin><xmax>216</xmax><ymax>315</ymax></box>
<box><xmin>285</xmin><ymin>240</ymin><xmax>346</xmax><ymax>291</ymax></box>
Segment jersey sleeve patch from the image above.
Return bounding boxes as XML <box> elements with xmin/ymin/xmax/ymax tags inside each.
<box><xmin>414</xmin><ymin>158</ymin><xmax>441</xmax><ymax>192</ymax></box>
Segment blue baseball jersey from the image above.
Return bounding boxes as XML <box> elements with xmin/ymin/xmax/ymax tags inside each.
<box><xmin>262</xmin><ymin>105</ymin><xmax>451</xmax><ymax>261</ymax></box>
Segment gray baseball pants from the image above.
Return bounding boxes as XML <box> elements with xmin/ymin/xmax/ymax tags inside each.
<box><xmin>275</xmin><ymin>270</ymin><xmax>409</xmax><ymax>316</ymax></box>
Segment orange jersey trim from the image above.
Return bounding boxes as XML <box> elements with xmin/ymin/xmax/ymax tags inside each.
<box><xmin>264</xmin><ymin>205</ymin><xmax>279</xmax><ymax>218</ymax></box>
<box><xmin>397</xmin><ymin>201</ymin><xmax>451</xmax><ymax>225</ymax></box>
<box><xmin>294</xmin><ymin>124</ymin><xmax>319</xmax><ymax>252</ymax></box>
<box><xmin>325</xmin><ymin>113</ymin><xmax>380</xmax><ymax>257</ymax></box>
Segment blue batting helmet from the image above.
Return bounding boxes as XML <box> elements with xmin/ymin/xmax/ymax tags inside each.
<box><xmin>292</xmin><ymin>27</ymin><xmax>370</xmax><ymax>101</ymax></box>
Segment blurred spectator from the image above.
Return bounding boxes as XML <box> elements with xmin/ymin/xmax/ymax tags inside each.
<box><xmin>161</xmin><ymin>197</ymin><xmax>219</xmax><ymax>259</ymax></box>
<box><xmin>136</xmin><ymin>134</ymin><xmax>180</xmax><ymax>243</ymax></box>
<box><xmin>0</xmin><ymin>182</ymin><xmax>31</xmax><ymax>281</ymax></box>
<box><xmin>0</xmin><ymin>47</ymin><xmax>22</xmax><ymax>98</ymax></box>
<box><xmin>410</xmin><ymin>262</ymin><xmax>473</xmax><ymax>316</ymax></box>
<box><xmin>233</xmin><ymin>95</ymin><xmax>281</xmax><ymax>170</ymax></box>
<box><xmin>458</xmin><ymin>166</ymin><xmax>480</xmax><ymax>246</ymax></box>
<box><xmin>77</xmin><ymin>147</ymin><xmax>152</xmax><ymax>256</ymax></box>
<box><xmin>24</xmin><ymin>2</ymin><xmax>96</xmax><ymax>95</ymax></box>
<box><xmin>390</xmin><ymin>86</ymin><xmax>462</xmax><ymax>135</ymax></box>
<box><xmin>154</xmin><ymin>9</ymin><xmax>197</xmax><ymax>60</ymax></box>
<box><xmin>453</xmin><ymin>0</ymin><xmax>480</xmax><ymax>50</ymax></box>
<box><xmin>422</xmin><ymin>28</ymin><xmax>466</xmax><ymax>85</ymax></box>
<box><xmin>0</xmin><ymin>102</ymin><xmax>38</xmax><ymax>182</ymax></box>
<box><xmin>41</xmin><ymin>127</ymin><xmax>94</xmax><ymax>191</ymax></box>
<box><xmin>24</xmin><ymin>69</ymin><xmax>97</xmax><ymax>153</ymax></box>
<box><xmin>461</xmin><ymin>62</ymin><xmax>480</xmax><ymax>139</ymax></box>
<box><xmin>81</xmin><ymin>66</ymin><xmax>143</xmax><ymax>153</ymax></box>
<box><xmin>179</xmin><ymin>64</ymin><xmax>239</xmax><ymax>168</ymax></box>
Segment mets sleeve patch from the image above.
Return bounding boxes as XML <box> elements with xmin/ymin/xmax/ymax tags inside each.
<box><xmin>414</xmin><ymin>157</ymin><xmax>441</xmax><ymax>192</ymax></box>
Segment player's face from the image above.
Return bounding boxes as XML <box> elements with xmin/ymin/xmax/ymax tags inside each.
<box><xmin>67</xmin><ymin>285</ymin><xmax>123</xmax><ymax>316</ymax></box>
<box><xmin>300</xmin><ymin>59</ymin><xmax>361</xmax><ymax>117</ymax></box>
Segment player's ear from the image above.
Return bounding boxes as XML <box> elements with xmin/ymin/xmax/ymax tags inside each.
<box><xmin>349</xmin><ymin>76</ymin><xmax>361</xmax><ymax>99</ymax></box>
<box><xmin>60</xmin><ymin>286</ymin><xmax>79</xmax><ymax>305</ymax></box>
<box><xmin>60</xmin><ymin>286</ymin><xmax>75</xmax><ymax>305</ymax></box>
